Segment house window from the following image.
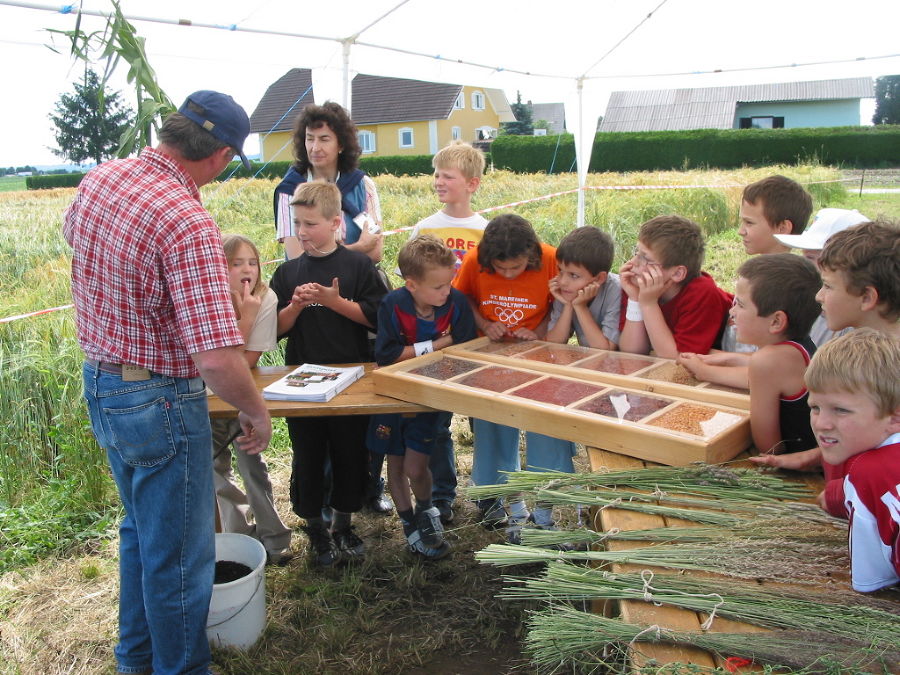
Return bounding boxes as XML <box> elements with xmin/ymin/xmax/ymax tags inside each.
<box><xmin>475</xmin><ymin>126</ymin><xmax>496</xmax><ymax>141</ymax></box>
<box><xmin>739</xmin><ymin>116</ymin><xmax>784</xmax><ymax>129</ymax></box>
<box><xmin>454</xmin><ymin>92</ymin><xmax>464</xmax><ymax>109</ymax></box>
<box><xmin>471</xmin><ymin>91</ymin><xmax>485</xmax><ymax>111</ymax></box>
<box><xmin>451</xmin><ymin>126</ymin><xmax>461</xmax><ymax>141</ymax></box>
<box><xmin>398</xmin><ymin>127</ymin><xmax>414</xmax><ymax>148</ymax></box>
<box><xmin>358</xmin><ymin>130</ymin><xmax>376</xmax><ymax>154</ymax></box>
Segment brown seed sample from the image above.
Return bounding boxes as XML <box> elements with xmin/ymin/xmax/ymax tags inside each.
<box><xmin>410</xmin><ymin>357</ymin><xmax>483</xmax><ymax>381</ymax></box>
<box><xmin>511</xmin><ymin>377</ymin><xmax>602</xmax><ymax>406</ymax></box>
<box><xmin>645</xmin><ymin>403</ymin><xmax>740</xmax><ymax>437</ymax></box>
<box><xmin>639</xmin><ymin>361</ymin><xmax>702</xmax><ymax>386</ymax></box>
<box><xmin>577</xmin><ymin>353</ymin><xmax>656</xmax><ymax>375</ymax></box>
<box><xmin>456</xmin><ymin>366</ymin><xmax>540</xmax><ymax>392</ymax></box>
<box><xmin>576</xmin><ymin>391</ymin><xmax>671</xmax><ymax>421</ymax></box>
<box><xmin>517</xmin><ymin>344</ymin><xmax>593</xmax><ymax>365</ymax></box>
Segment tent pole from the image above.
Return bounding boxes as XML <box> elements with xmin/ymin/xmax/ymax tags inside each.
<box><xmin>342</xmin><ymin>40</ymin><xmax>351</xmax><ymax>110</ymax></box>
<box><xmin>577</xmin><ymin>77</ymin><xmax>585</xmax><ymax>228</ymax></box>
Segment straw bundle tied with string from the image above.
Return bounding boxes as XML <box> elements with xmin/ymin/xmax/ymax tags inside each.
<box><xmin>500</xmin><ymin>564</ymin><xmax>900</xmax><ymax>643</ymax></box>
<box><xmin>524</xmin><ymin>606</ymin><xmax>900</xmax><ymax>674</ymax></box>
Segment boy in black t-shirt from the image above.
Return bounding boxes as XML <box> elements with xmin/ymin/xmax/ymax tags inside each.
<box><xmin>270</xmin><ymin>182</ymin><xmax>386</xmax><ymax>566</ymax></box>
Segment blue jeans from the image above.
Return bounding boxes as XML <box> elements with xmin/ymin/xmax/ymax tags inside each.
<box><xmin>429</xmin><ymin>411</ymin><xmax>457</xmax><ymax>502</ymax></box>
<box><xmin>471</xmin><ymin>419</ymin><xmax>576</xmax><ymax>488</ymax></box>
<box><xmin>82</xmin><ymin>363</ymin><xmax>214</xmax><ymax>675</ymax></box>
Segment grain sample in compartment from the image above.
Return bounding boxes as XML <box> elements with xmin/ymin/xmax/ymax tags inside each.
<box><xmin>511</xmin><ymin>377</ymin><xmax>602</xmax><ymax>406</ymax></box>
<box><xmin>410</xmin><ymin>357</ymin><xmax>483</xmax><ymax>381</ymax></box>
<box><xmin>645</xmin><ymin>403</ymin><xmax>744</xmax><ymax>438</ymax></box>
<box><xmin>473</xmin><ymin>340</ymin><xmax>539</xmax><ymax>356</ymax></box>
<box><xmin>515</xmin><ymin>344</ymin><xmax>593</xmax><ymax>365</ymax></box>
<box><xmin>576</xmin><ymin>390</ymin><xmax>671</xmax><ymax>422</ymax></box>
<box><xmin>456</xmin><ymin>366</ymin><xmax>540</xmax><ymax>392</ymax></box>
<box><xmin>574</xmin><ymin>352</ymin><xmax>656</xmax><ymax>375</ymax></box>
<box><xmin>638</xmin><ymin>361</ymin><xmax>702</xmax><ymax>387</ymax></box>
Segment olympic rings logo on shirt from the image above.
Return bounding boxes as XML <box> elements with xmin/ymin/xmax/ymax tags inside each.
<box><xmin>494</xmin><ymin>307</ymin><xmax>525</xmax><ymax>325</ymax></box>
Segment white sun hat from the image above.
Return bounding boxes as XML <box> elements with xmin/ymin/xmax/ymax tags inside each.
<box><xmin>774</xmin><ymin>208</ymin><xmax>870</xmax><ymax>251</ymax></box>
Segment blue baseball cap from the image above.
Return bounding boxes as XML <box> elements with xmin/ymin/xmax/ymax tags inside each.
<box><xmin>179</xmin><ymin>90</ymin><xmax>252</xmax><ymax>170</ymax></box>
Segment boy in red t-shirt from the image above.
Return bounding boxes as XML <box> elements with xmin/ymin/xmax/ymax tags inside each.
<box><xmin>805</xmin><ymin>329</ymin><xmax>900</xmax><ymax>592</ymax></box>
<box><xmin>618</xmin><ymin>215</ymin><xmax>732</xmax><ymax>359</ymax></box>
<box><xmin>453</xmin><ymin>214</ymin><xmax>576</xmax><ymax>541</ymax></box>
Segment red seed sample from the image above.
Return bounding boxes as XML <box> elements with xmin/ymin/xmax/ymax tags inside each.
<box><xmin>410</xmin><ymin>357</ymin><xmax>483</xmax><ymax>381</ymax></box>
<box><xmin>517</xmin><ymin>344</ymin><xmax>593</xmax><ymax>365</ymax></box>
<box><xmin>475</xmin><ymin>340</ymin><xmax>539</xmax><ymax>356</ymax></box>
<box><xmin>638</xmin><ymin>362</ymin><xmax>702</xmax><ymax>386</ymax></box>
<box><xmin>576</xmin><ymin>391</ymin><xmax>671</xmax><ymax>422</ymax></box>
<box><xmin>511</xmin><ymin>377</ymin><xmax>602</xmax><ymax>406</ymax></box>
<box><xmin>456</xmin><ymin>366</ymin><xmax>540</xmax><ymax>392</ymax></box>
<box><xmin>576</xmin><ymin>353</ymin><xmax>655</xmax><ymax>375</ymax></box>
<box><xmin>645</xmin><ymin>403</ymin><xmax>733</xmax><ymax>437</ymax></box>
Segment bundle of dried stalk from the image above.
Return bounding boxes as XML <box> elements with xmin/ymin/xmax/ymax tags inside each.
<box><xmin>525</xmin><ymin>606</ymin><xmax>899</xmax><ymax>674</ymax></box>
<box><xmin>518</xmin><ymin>516</ymin><xmax>845</xmax><ymax>549</ymax></box>
<box><xmin>466</xmin><ymin>464</ymin><xmax>813</xmax><ymax>502</ymax></box>
<box><xmin>502</xmin><ymin>564</ymin><xmax>899</xmax><ymax>644</ymax></box>
<box><xmin>477</xmin><ymin>537</ymin><xmax>848</xmax><ymax>583</ymax></box>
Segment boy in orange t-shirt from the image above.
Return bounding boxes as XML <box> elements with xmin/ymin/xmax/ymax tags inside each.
<box><xmin>454</xmin><ymin>214</ymin><xmax>576</xmax><ymax>541</ymax></box>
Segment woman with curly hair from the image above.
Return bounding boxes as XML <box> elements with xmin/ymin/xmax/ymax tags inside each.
<box><xmin>274</xmin><ymin>101</ymin><xmax>383</xmax><ymax>262</ymax></box>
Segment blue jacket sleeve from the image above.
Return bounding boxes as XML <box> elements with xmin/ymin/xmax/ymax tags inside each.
<box><xmin>450</xmin><ymin>289</ymin><xmax>477</xmax><ymax>344</ymax></box>
<box><xmin>374</xmin><ymin>295</ymin><xmax>405</xmax><ymax>366</ymax></box>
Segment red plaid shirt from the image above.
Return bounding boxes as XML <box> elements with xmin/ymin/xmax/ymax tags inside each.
<box><xmin>64</xmin><ymin>147</ymin><xmax>242</xmax><ymax>378</ymax></box>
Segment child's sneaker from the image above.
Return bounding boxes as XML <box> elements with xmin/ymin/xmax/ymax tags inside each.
<box><xmin>332</xmin><ymin>526</ymin><xmax>366</xmax><ymax>560</ymax></box>
<box><xmin>434</xmin><ymin>499</ymin><xmax>454</xmax><ymax>525</ymax></box>
<box><xmin>477</xmin><ymin>499</ymin><xmax>509</xmax><ymax>530</ymax></box>
<box><xmin>413</xmin><ymin>506</ymin><xmax>444</xmax><ymax>548</ymax></box>
<box><xmin>406</xmin><ymin>527</ymin><xmax>452</xmax><ymax>561</ymax></box>
<box><xmin>300</xmin><ymin>524</ymin><xmax>340</xmax><ymax>567</ymax></box>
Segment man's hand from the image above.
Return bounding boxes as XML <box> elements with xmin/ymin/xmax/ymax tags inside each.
<box><xmin>234</xmin><ymin>410</ymin><xmax>272</xmax><ymax>455</ymax></box>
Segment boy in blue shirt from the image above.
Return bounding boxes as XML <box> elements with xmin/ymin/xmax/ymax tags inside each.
<box><xmin>368</xmin><ymin>235</ymin><xmax>477</xmax><ymax>559</ymax></box>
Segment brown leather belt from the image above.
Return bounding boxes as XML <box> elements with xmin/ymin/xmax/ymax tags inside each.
<box><xmin>86</xmin><ymin>359</ymin><xmax>152</xmax><ymax>380</ymax></box>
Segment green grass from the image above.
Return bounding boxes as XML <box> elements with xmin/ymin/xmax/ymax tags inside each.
<box><xmin>0</xmin><ymin>176</ymin><xmax>27</xmax><ymax>192</ymax></box>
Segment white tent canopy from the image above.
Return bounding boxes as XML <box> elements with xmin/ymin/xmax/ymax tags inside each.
<box><xmin>2</xmin><ymin>0</ymin><xmax>898</xmax><ymax>217</ymax></box>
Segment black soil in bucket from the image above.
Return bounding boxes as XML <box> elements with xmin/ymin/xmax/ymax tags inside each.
<box><xmin>215</xmin><ymin>560</ymin><xmax>252</xmax><ymax>584</ymax></box>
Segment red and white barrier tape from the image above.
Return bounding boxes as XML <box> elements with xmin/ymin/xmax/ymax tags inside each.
<box><xmin>0</xmin><ymin>304</ymin><xmax>73</xmax><ymax>324</ymax></box>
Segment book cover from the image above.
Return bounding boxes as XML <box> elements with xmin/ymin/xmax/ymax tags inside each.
<box><xmin>262</xmin><ymin>363</ymin><xmax>365</xmax><ymax>402</ymax></box>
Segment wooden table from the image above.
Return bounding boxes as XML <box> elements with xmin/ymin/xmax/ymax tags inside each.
<box><xmin>586</xmin><ymin>446</ymin><xmax>827</xmax><ymax>672</ymax></box>
<box><xmin>207</xmin><ymin>364</ymin><xmax>432</xmax><ymax>418</ymax></box>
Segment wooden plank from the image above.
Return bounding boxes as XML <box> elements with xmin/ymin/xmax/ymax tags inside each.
<box><xmin>374</xmin><ymin>357</ymin><xmax>751</xmax><ymax>465</ymax></box>
<box><xmin>588</xmin><ymin>449</ymin><xmax>718</xmax><ymax>670</ymax></box>
<box><xmin>446</xmin><ymin>337</ymin><xmax>750</xmax><ymax>410</ymax></box>
<box><xmin>207</xmin><ymin>365</ymin><xmax>432</xmax><ymax>418</ymax></box>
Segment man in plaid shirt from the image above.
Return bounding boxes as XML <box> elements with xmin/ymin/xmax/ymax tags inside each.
<box><xmin>64</xmin><ymin>91</ymin><xmax>271</xmax><ymax>675</ymax></box>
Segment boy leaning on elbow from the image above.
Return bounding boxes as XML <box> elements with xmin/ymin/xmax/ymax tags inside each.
<box><xmin>805</xmin><ymin>329</ymin><xmax>900</xmax><ymax>593</ymax></box>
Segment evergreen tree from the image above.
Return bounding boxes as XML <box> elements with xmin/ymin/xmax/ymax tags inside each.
<box><xmin>872</xmin><ymin>75</ymin><xmax>900</xmax><ymax>125</ymax></box>
<box><xmin>50</xmin><ymin>69</ymin><xmax>134</xmax><ymax>165</ymax></box>
<box><xmin>502</xmin><ymin>91</ymin><xmax>534</xmax><ymax>135</ymax></box>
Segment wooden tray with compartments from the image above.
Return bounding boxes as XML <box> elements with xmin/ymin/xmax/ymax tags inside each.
<box><xmin>444</xmin><ymin>337</ymin><xmax>750</xmax><ymax>410</ymax></box>
<box><xmin>372</xmin><ymin>351</ymin><xmax>751</xmax><ymax>465</ymax></box>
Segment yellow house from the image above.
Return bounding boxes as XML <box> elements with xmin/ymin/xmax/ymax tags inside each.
<box><xmin>249</xmin><ymin>68</ymin><xmax>514</xmax><ymax>162</ymax></box>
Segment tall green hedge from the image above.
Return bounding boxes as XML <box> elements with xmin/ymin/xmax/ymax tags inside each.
<box><xmin>218</xmin><ymin>154</ymin><xmax>435</xmax><ymax>182</ymax></box>
<box><xmin>25</xmin><ymin>173</ymin><xmax>86</xmax><ymax>189</ymax></box>
<box><xmin>491</xmin><ymin>126</ymin><xmax>900</xmax><ymax>173</ymax></box>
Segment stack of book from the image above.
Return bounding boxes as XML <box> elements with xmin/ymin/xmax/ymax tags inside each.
<box><xmin>262</xmin><ymin>364</ymin><xmax>364</xmax><ymax>402</ymax></box>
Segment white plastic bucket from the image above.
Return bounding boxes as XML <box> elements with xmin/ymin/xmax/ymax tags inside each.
<box><xmin>206</xmin><ymin>533</ymin><xmax>266</xmax><ymax>650</ymax></box>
